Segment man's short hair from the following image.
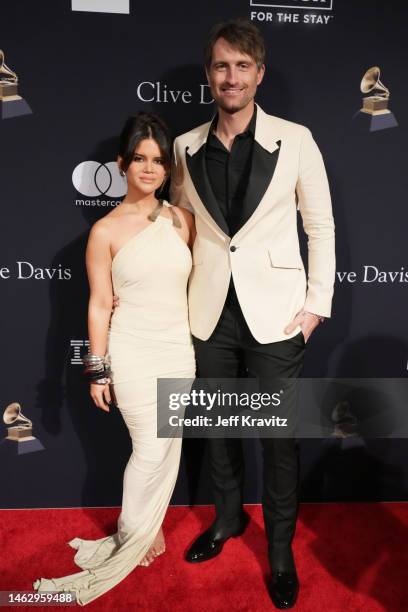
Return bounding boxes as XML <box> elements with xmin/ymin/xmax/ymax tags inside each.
<box><xmin>204</xmin><ymin>18</ymin><xmax>266</xmax><ymax>70</ymax></box>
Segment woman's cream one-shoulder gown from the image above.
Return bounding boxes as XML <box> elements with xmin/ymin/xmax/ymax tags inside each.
<box><xmin>33</xmin><ymin>202</ymin><xmax>195</xmax><ymax>605</ymax></box>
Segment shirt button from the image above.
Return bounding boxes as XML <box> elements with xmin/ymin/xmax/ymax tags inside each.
<box><xmin>230</xmin><ymin>246</ymin><xmax>237</xmax><ymax>252</ymax></box>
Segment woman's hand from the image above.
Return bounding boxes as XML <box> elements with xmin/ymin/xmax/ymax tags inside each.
<box><xmin>90</xmin><ymin>383</ymin><xmax>111</xmax><ymax>412</ymax></box>
<box><xmin>112</xmin><ymin>294</ymin><xmax>120</xmax><ymax>310</ymax></box>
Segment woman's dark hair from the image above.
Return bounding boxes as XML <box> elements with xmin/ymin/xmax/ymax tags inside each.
<box><xmin>204</xmin><ymin>18</ymin><xmax>265</xmax><ymax>70</ymax></box>
<box><xmin>118</xmin><ymin>112</ymin><xmax>171</xmax><ymax>175</ymax></box>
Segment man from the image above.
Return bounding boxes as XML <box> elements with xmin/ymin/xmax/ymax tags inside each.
<box><xmin>171</xmin><ymin>18</ymin><xmax>335</xmax><ymax>609</ymax></box>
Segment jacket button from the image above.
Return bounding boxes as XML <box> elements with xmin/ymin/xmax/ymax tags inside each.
<box><xmin>230</xmin><ymin>246</ymin><xmax>236</xmax><ymax>252</ymax></box>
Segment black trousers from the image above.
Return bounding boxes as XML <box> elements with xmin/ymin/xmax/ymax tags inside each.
<box><xmin>193</xmin><ymin>285</ymin><xmax>305</xmax><ymax>572</ymax></box>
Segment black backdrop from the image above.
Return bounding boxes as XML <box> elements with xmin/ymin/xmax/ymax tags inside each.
<box><xmin>1</xmin><ymin>0</ymin><xmax>407</xmax><ymax>508</ymax></box>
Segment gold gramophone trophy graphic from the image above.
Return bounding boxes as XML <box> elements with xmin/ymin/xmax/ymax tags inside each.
<box><xmin>0</xmin><ymin>49</ymin><xmax>32</xmax><ymax>119</ymax></box>
<box><xmin>326</xmin><ymin>398</ymin><xmax>365</xmax><ymax>450</ymax></box>
<box><xmin>357</xmin><ymin>66</ymin><xmax>398</xmax><ymax>132</ymax></box>
<box><xmin>2</xmin><ymin>402</ymin><xmax>44</xmax><ymax>454</ymax></box>
<box><xmin>331</xmin><ymin>400</ymin><xmax>358</xmax><ymax>439</ymax></box>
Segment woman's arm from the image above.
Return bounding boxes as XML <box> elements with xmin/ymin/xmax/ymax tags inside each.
<box><xmin>174</xmin><ymin>206</ymin><xmax>196</xmax><ymax>249</ymax></box>
<box><xmin>186</xmin><ymin>210</ymin><xmax>196</xmax><ymax>249</ymax></box>
<box><xmin>85</xmin><ymin>222</ymin><xmax>113</xmax><ymax>411</ymax></box>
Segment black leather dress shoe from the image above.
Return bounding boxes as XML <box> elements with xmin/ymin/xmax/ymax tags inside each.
<box><xmin>185</xmin><ymin>512</ymin><xmax>249</xmax><ymax>563</ymax></box>
<box><xmin>268</xmin><ymin>571</ymin><xmax>299</xmax><ymax>609</ymax></box>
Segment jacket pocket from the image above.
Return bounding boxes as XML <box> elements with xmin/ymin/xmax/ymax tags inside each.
<box><xmin>267</xmin><ymin>249</ymin><xmax>303</xmax><ymax>270</ymax></box>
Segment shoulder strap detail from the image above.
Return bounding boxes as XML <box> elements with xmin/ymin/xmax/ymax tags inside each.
<box><xmin>147</xmin><ymin>199</ymin><xmax>164</xmax><ymax>222</ymax></box>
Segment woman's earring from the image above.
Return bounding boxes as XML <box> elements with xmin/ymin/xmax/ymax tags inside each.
<box><xmin>120</xmin><ymin>169</ymin><xmax>125</xmax><ymax>177</ymax></box>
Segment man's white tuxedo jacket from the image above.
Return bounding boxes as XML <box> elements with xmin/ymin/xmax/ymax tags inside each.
<box><xmin>171</xmin><ymin>104</ymin><xmax>335</xmax><ymax>344</ymax></box>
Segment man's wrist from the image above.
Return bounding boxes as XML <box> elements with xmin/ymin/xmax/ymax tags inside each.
<box><xmin>303</xmin><ymin>310</ymin><xmax>325</xmax><ymax>323</ymax></box>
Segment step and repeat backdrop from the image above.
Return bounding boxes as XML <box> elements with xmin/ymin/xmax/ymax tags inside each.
<box><xmin>1</xmin><ymin>0</ymin><xmax>407</xmax><ymax>508</ymax></box>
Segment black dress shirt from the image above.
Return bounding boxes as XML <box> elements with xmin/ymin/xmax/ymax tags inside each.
<box><xmin>205</xmin><ymin>106</ymin><xmax>256</xmax><ymax>235</ymax></box>
<box><xmin>204</xmin><ymin>107</ymin><xmax>257</xmax><ymax>311</ymax></box>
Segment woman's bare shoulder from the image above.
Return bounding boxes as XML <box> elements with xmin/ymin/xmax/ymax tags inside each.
<box><xmin>88</xmin><ymin>215</ymin><xmax>116</xmax><ymax>244</ymax></box>
<box><xmin>171</xmin><ymin>205</ymin><xmax>195</xmax><ymax>227</ymax></box>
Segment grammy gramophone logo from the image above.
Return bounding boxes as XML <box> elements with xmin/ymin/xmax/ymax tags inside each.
<box><xmin>331</xmin><ymin>401</ymin><xmax>357</xmax><ymax>439</ymax></box>
<box><xmin>2</xmin><ymin>402</ymin><xmax>44</xmax><ymax>454</ymax></box>
<box><xmin>356</xmin><ymin>66</ymin><xmax>398</xmax><ymax>132</ymax></box>
<box><xmin>0</xmin><ymin>49</ymin><xmax>32</xmax><ymax>119</ymax></box>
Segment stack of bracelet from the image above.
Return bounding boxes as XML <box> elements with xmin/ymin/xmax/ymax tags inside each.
<box><xmin>83</xmin><ymin>353</ymin><xmax>112</xmax><ymax>385</ymax></box>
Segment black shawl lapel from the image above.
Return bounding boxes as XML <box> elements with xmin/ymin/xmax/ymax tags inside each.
<box><xmin>185</xmin><ymin>144</ymin><xmax>230</xmax><ymax>236</ymax></box>
<box><xmin>229</xmin><ymin>140</ymin><xmax>281</xmax><ymax>236</ymax></box>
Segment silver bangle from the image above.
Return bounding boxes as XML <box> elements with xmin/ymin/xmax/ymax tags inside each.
<box><xmin>91</xmin><ymin>377</ymin><xmax>111</xmax><ymax>385</ymax></box>
<box><xmin>83</xmin><ymin>353</ymin><xmax>111</xmax><ymax>371</ymax></box>
<box><xmin>83</xmin><ymin>353</ymin><xmax>110</xmax><ymax>363</ymax></box>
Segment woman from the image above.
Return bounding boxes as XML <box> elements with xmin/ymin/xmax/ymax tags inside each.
<box><xmin>33</xmin><ymin>112</ymin><xmax>196</xmax><ymax>605</ymax></box>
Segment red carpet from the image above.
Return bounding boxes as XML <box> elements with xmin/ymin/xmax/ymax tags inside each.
<box><xmin>0</xmin><ymin>503</ymin><xmax>407</xmax><ymax>611</ymax></box>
